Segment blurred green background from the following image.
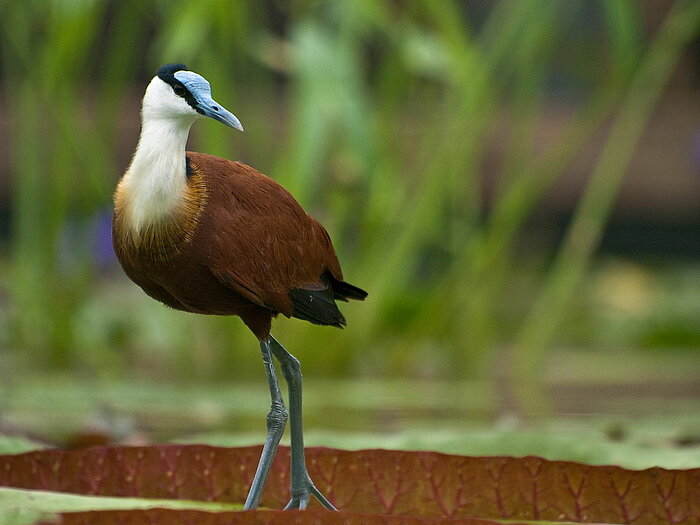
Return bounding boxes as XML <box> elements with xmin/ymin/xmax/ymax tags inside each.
<box><xmin>0</xmin><ymin>0</ymin><xmax>699</xmax><ymax>466</ymax></box>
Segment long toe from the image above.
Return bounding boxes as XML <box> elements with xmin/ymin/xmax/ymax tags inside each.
<box><xmin>284</xmin><ymin>496</ymin><xmax>308</xmax><ymax>510</ymax></box>
<box><xmin>310</xmin><ymin>481</ymin><xmax>337</xmax><ymax>511</ymax></box>
<box><xmin>284</xmin><ymin>475</ymin><xmax>336</xmax><ymax>511</ymax></box>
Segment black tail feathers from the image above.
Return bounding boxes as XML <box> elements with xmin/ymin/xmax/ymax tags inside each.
<box><xmin>330</xmin><ymin>277</ymin><xmax>368</xmax><ymax>302</ymax></box>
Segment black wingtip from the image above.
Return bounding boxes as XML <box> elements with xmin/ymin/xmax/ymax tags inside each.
<box><xmin>289</xmin><ymin>287</ymin><xmax>347</xmax><ymax>328</ymax></box>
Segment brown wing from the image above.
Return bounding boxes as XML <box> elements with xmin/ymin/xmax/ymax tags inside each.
<box><xmin>188</xmin><ymin>152</ymin><xmax>345</xmax><ymax>319</ymax></box>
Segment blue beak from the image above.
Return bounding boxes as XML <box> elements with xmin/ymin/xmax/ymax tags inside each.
<box><xmin>194</xmin><ymin>93</ymin><xmax>244</xmax><ymax>132</ymax></box>
<box><xmin>174</xmin><ymin>70</ymin><xmax>244</xmax><ymax>132</ymax></box>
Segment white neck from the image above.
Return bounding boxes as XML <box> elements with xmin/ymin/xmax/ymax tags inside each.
<box><xmin>120</xmin><ymin>115</ymin><xmax>196</xmax><ymax>232</ymax></box>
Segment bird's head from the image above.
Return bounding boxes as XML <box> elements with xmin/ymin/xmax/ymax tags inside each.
<box><xmin>141</xmin><ymin>63</ymin><xmax>244</xmax><ymax>132</ymax></box>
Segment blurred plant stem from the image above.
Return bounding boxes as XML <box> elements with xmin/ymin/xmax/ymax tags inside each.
<box><xmin>2</xmin><ymin>1</ymin><xmax>126</xmax><ymax>363</ymax></box>
<box><xmin>510</xmin><ymin>0</ymin><xmax>700</xmax><ymax>416</ymax></box>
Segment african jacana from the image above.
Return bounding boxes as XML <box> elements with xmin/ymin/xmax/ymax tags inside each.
<box><xmin>112</xmin><ymin>64</ymin><xmax>367</xmax><ymax>510</ymax></box>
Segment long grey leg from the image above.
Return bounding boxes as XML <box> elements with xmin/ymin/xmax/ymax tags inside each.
<box><xmin>269</xmin><ymin>335</ymin><xmax>337</xmax><ymax>510</ymax></box>
<box><xmin>243</xmin><ymin>339</ymin><xmax>288</xmax><ymax>510</ymax></box>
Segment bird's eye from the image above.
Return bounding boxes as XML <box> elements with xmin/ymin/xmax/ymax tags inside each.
<box><xmin>173</xmin><ymin>84</ymin><xmax>187</xmax><ymax>97</ymax></box>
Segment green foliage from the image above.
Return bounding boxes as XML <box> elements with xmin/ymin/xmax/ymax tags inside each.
<box><xmin>0</xmin><ymin>487</ymin><xmax>239</xmax><ymax>522</ymax></box>
<box><xmin>3</xmin><ymin>350</ymin><xmax>698</xmax><ymax>467</ymax></box>
<box><xmin>0</xmin><ymin>436</ymin><xmax>46</xmax><ymax>456</ymax></box>
<box><xmin>0</xmin><ymin>1</ymin><xmax>698</xmax><ymax>415</ymax></box>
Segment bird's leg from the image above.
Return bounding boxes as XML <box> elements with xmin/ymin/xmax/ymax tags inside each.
<box><xmin>243</xmin><ymin>339</ymin><xmax>288</xmax><ymax>510</ymax></box>
<box><xmin>269</xmin><ymin>335</ymin><xmax>337</xmax><ymax>511</ymax></box>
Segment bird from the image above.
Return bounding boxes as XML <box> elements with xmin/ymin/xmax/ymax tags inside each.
<box><xmin>112</xmin><ymin>63</ymin><xmax>367</xmax><ymax>510</ymax></box>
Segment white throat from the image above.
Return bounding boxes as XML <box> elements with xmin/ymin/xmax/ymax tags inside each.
<box><xmin>120</xmin><ymin>114</ymin><xmax>196</xmax><ymax>232</ymax></box>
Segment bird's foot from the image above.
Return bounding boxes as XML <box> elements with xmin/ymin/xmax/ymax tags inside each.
<box><xmin>284</xmin><ymin>474</ymin><xmax>336</xmax><ymax>511</ymax></box>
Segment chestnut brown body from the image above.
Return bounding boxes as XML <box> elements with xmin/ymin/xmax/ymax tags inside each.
<box><xmin>113</xmin><ymin>151</ymin><xmax>366</xmax><ymax>340</ymax></box>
